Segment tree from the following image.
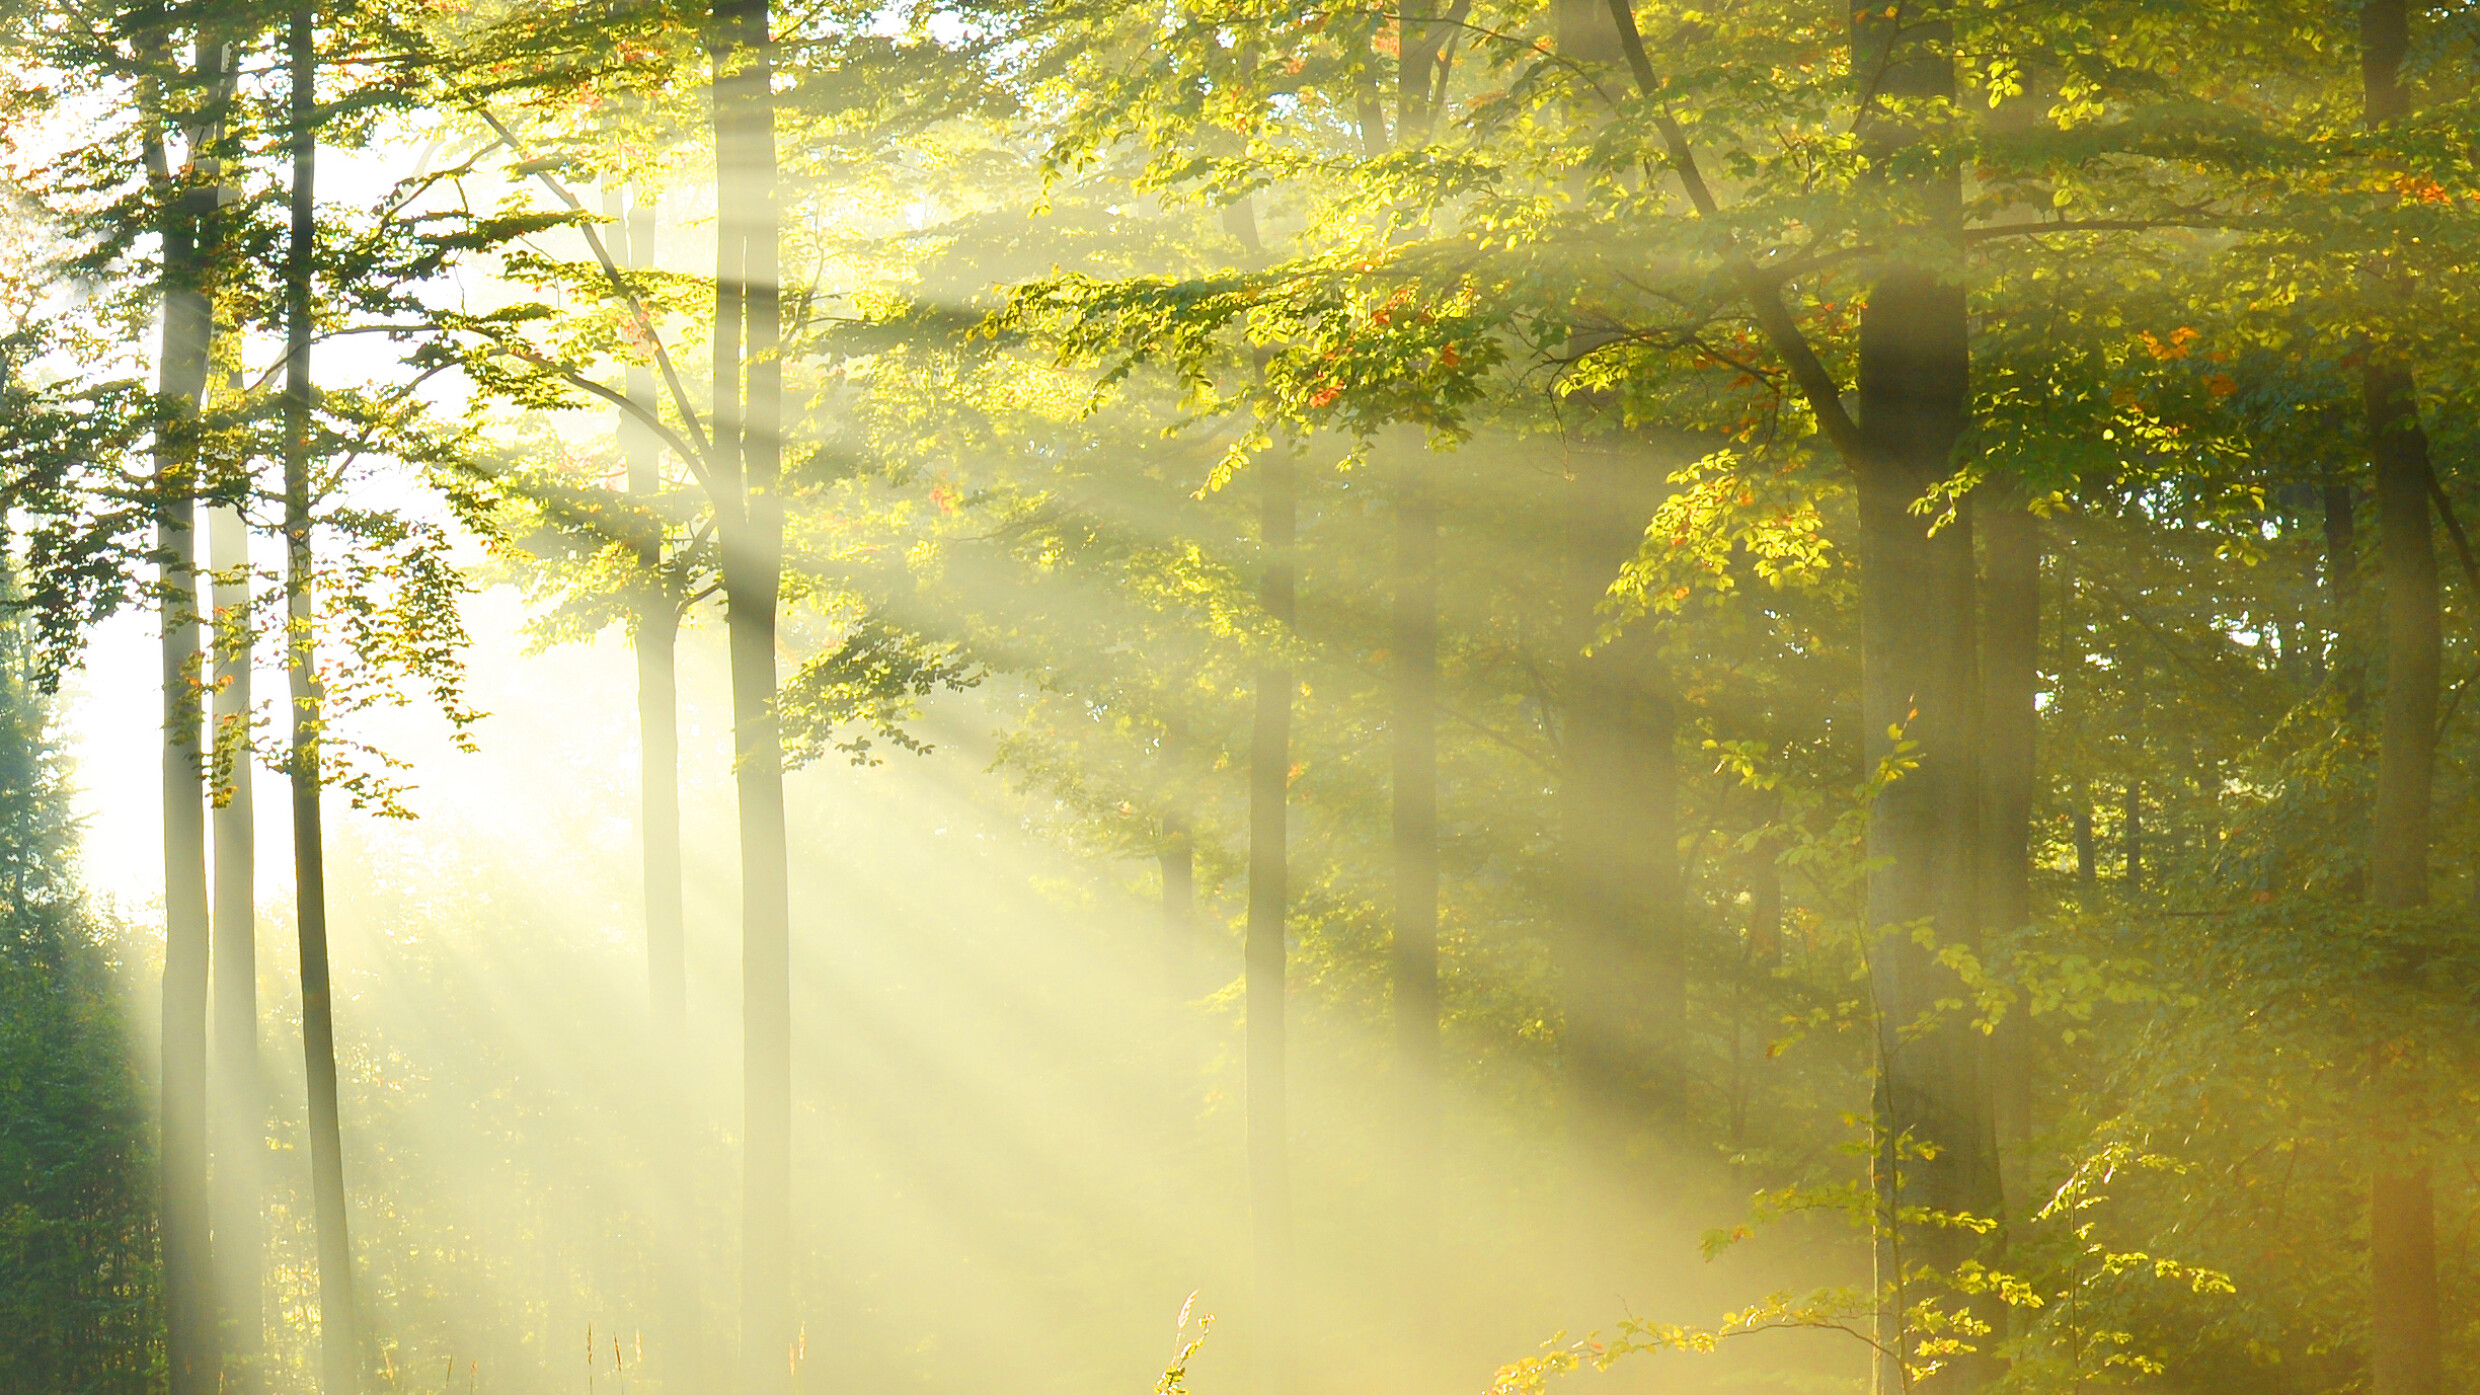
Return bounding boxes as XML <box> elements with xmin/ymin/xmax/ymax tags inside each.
<box><xmin>283</xmin><ymin>7</ymin><xmax>362</xmax><ymax>1386</ymax></box>
<box><xmin>139</xmin><ymin>17</ymin><xmax>224</xmax><ymax>1392</ymax></box>
<box><xmin>2357</xmin><ymin>5</ymin><xmax>2442</xmax><ymax>1393</ymax></box>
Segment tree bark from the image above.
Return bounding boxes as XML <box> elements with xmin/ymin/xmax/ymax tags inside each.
<box><xmin>209</xmin><ymin>488</ymin><xmax>263</xmax><ymax>1389</ymax></box>
<box><xmin>2358</xmin><ymin>6</ymin><xmax>2442</xmax><ymax>1394</ymax></box>
<box><xmin>1247</xmin><ymin>451</ymin><xmax>1295</xmax><ymax>1395</ymax></box>
<box><xmin>2364</xmin><ymin>377</ymin><xmax>2438</xmax><ymax>912</ymax></box>
<box><xmin>713</xmin><ymin>0</ymin><xmax>793</xmax><ymax>1384</ymax></box>
<box><xmin>2371</xmin><ymin>1158</ymin><xmax>2441</xmax><ymax>1395</ymax></box>
<box><xmin>1849</xmin><ymin>11</ymin><xmax>2002</xmax><ymax>1389</ymax></box>
<box><xmin>284</xmin><ymin>12</ymin><xmax>356</xmax><ymax>1390</ymax></box>
<box><xmin>151</xmin><ymin>29</ymin><xmax>220</xmax><ymax>1395</ymax></box>
<box><xmin>1855</xmin><ymin>269</ymin><xmax>1998</xmax><ymax>1395</ymax></box>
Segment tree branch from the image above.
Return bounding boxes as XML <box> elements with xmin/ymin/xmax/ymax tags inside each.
<box><xmin>471</xmin><ymin>108</ymin><xmax>717</xmax><ymax>471</ymax></box>
<box><xmin>2427</xmin><ymin>471</ymin><xmax>2480</xmax><ymax>602</ymax></box>
<box><xmin>1600</xmin><ymin>0</ymin><xmax>1865</xmax><ymax>463</ymax></box>
<box><xmin>1959</xmin><ymin>215</ymin><xmax>2228</xmax><ymax>243</ymax></box>
<box><xmin>509</xmin><ymin>347</ymin><xmax>719</xmax><ymax>496</ymax></box>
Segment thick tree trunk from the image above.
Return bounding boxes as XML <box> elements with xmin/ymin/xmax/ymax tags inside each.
<box><xmin>1977</xmin><ymin>481</ymin><xmax>2037</xmax><ymax>1148</ymax></box>
<box><xmin>1390</xmin><ymin>440</ymin><xmax>1440</xmax><ymax>1344</ymax></box>
<box><xmin>284</xmin><ymin>13</ymin><xmax>356</xmax><ymax>1390</ymax></box>
<box><xmin>2365</xmin><ymin>366</ymin><xmax>2438</xmax><ymax>913</ymax></box>
<box><xmin>157</xmin><ymin>205</ymin><xmax>217</xmax><ymax>1395</ymax></box>
<box><xmin>152</xmin><ymin>32</ymin><xmax>219</xmax><ymax>1395</ymax></box>
<box><xmin>2371</xmin><ymin>1159</ymin><xmax>2441</xmax><ymax>1395</ymax></box>
<box><xmin>2361</xmin><ymin>9</ymin><xmax>2442</xmax><ymax>1389</ymax></box>
<box><xmin>1855</xmin><ymin>267</ymin><xmax>2001</xmax><ymax>1395</ymax></box>
<box><xmin>1855</xmin><ymin>268</ymin><xmax>1999</xmax><ymax>1395</ymax></box>
<box><xmin>209</xmin><ymin>492</ymin><xmax>264</xmax><ymax>1388</ymax></box>
<box><xmin>713</xmin><ymin>0</ymin><xmax>793</xmax><ymax>1385</ymax></box>
<box><xmin>1849</xmin><ymin>10</ymin><xmax>2002</xmax><ymax>1376</ymax></box>
<box><xmin>1247</xmin><ymin>451</ymin><xmax>1295</xmax><ymax>1395</ymax></box>
<box><xmin>2360</xmin><ymin>7</ymin><xmax>2442</xmax><ymax>1366</ymax></box>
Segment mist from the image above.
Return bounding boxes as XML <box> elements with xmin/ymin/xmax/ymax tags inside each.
<box><xmin>1</xmin><ymin>3</ymin><xmax>2475</xmax><ymax>1395</ymax></box>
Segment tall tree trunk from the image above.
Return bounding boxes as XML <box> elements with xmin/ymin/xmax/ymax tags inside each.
<box><xmin>150</xmin><ymin>30</ymin><xmax>220</xmax><ymax>1395</ymax></box>
<box><xmin>285</xmin><ymin>12</ymin><xmax>357</xmax><ymax>1389</ymax></box>
<box><xmin>1247</xmin><ymin>451</ymin><xmax>1295</xmax><ymax>1395</ymax></box>
<box><xmin>1854</xmin><ymin>270</ymin><xmax>1997</xmax><ymax>1395</ymax></box>
<box><xmin>618</xmin><ymin>188</ymin><xmax>686</xmax><ymax>1045</ymax></box>
<box><xmin>209</xmin><ymin>487</ymin><xmax>263</xmax><ymax>1389</ymax></box>
<box><xmin>1390</xmin><ymin>438</ymin><xmax>1440</xmax><ymax>1347</ymax></box>
<box><xmin>2361</xmin><ymin>15</ymin><xmax>2441</xmax><ymax>1390</ymax></box>
<box><xmin>1978</xmin><ymin>482</ymin><xmax>2037</xmax><ymax>1149</ymax></box>
<box><xmin>2363</xmin><ymin>361</ymin><xmax>2443</xmax><ymax>1394</ymax></box>
<box><xmin>203</xmin><ymin>17</ymin><xmax>261</xmax><ymax>1362</ymax></box>
<box><xmin>613</xmin><ymin>183</ymin><xmax>699</xmax><ymax>1394</ymax></box>
<box><xmin>1849</xmin><ymin>11</ymin><xmax>2002</xmax><ymax>1390</ymax></box>
<box><xmin>713</xmin><ymin>0</ymin><xmax>792</xmax><ymax>1384</ymax></box>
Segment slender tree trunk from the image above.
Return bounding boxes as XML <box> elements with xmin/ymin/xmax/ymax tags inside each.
<box><xmin>209</xmin><ymin>489</ymin><xmax>263</xmax><ymax>1389</ymax></box>
<box><xmin>159</xmin><ymin>347</ymin><xmax>216</xmax><ymax>1395</ymax></box>
<box><xmin>285</xmin><ymin>13</ymin><xmax>356</xmax><ymax>1390</ymax></box>
<box><xmin>617</xmin><ymin>188</ymin><xmax>686</xmax><ymax>1042</ymax></box>
<box><xmin>1978</xmin><ymin>482</ymin><xmax>2037</xmax><ymax>1149</ymax></box>
<box><xmin>612</xmin><ymin>183</ymin><xmax>699</xmax><ymax>1394</ymax></box>
<box><xmin>713</xmin><ymin>0</ymin><xmax>792</xmax><ymax>1385</ymax></box>
<box><xmin>150</xmin><ymin>30</ymin><xmax>220</xmax><ymax>1395</ymax></box>
<box><xmin>2361</xmin><ymin>18</ymin><xmax>2442</xmax><ymax>1385</ymax></box>
<box><xmin>1247</xmin><ymin>451</ymin><xmax>1295</xmax><ymax>1395</ymax></box>
<box><xmin>2071</xmin><ymin>801</ymin><xmax>2096</xmax><ymax>890</ymax></box>
<box><xmin>1390</xmin><ymin>438</ymin><xmax>1439</xmax><ymax>1346</ymax></box>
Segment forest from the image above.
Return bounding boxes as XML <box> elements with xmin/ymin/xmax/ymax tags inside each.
<box><xmin>0</xmin><ymin>0</ymin><xmax>2472</xmax><ymax>1393</ymax></box>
